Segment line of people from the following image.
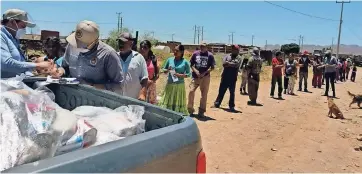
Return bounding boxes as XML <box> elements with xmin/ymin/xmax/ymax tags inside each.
<box><xmin>1</xmin><ymin>9</ymin><xmax>358</xmax><ymax>118</ymax></box>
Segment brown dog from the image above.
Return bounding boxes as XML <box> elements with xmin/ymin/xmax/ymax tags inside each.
<box><xmin>348</xmin><ymin>91</ymin><xmax>362</xmax><ymax>108</ymax></box>
<box><xmin>327</xmin><ymin>97</ymin><xmax>344</xmax><ymax>119</ymax></box>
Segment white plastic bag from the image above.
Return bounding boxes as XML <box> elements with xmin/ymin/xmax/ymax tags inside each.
<box><xmin>71</xmin><ymin>105</ymin><xmax>146</xmax><ymax>138</ymax></box>
<box><xmin>0</xmin><ymin>77</ymin><xmax>64</xmax><ymax>171</ymax></box>
<box><xmin>92</xmin><ymin>131</ymin><xmax>124</xmax><ymax>146</ymax></box>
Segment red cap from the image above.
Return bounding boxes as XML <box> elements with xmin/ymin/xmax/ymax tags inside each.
<box><xmin>303</xmin><ymin>51</ymin><xmax>309</xmax><ymax>55</ymax></box>
<box><xmin>232</xmin><ymin>44</ymin><xmax>240</xmax><ymax>50</ymax></box>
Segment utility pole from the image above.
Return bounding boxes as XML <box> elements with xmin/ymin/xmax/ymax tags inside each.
<box><xmin>230</xmin><ymin>32</ymin><xmax>235</xmax><ymax>44</ymax></box>
<box><xmin>197</xmin><ymin>26</ymin><xmax>201</xmax><ymax>44</ymax></box>
<box><xmin>201</xmin><ymin>26</ymin><xmax>204</xmax><ymax>42</ymax></box>
<box><xmin>150</xmin><ymin>31</ymin><xmax>155</xmax><ymax>38</ymax></box>
<box><xmin>171</xmin><ymin>33</ymin><xmax>175</xmax><ymax>41</ymax></box>
<box><xmin>336</xmin><ymin>0</ymin><xmax>350</xmax><ymax>59</ymax></box>
<box><xmin>331</xmin><ymin>37</ymin><xmax>334</xmax><ymax>52</ymax></box>
<box><xmin>301</xmin><ymin>36</ymin><xmax>304</xmax><ymax>51</ymax></box>
<box><xmin>265</xmin><ymin>40</ymin><xmax>268</xmax><ymax>50</ymax></box>
<box><xmin>116</xmin><ymin>12</ymin><xmax>122</xmax><ymax>32</ymax></box>
<box><xmin>251</xmin><ymin>35</ymin><xmax>255</xmax><ymax>46</ymax></box>
<box><xmin>193</xmin><ymin>25</ymin><xmax>197</xmax><ymax>44</ymax></box>
<box><xmin>228</xmin><ymin>35</ymin><xmax>231</xmax><ymax>44</ymax></box>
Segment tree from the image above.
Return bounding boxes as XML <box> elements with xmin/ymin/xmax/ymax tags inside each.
<box><xmin>280</xmin><ymin>43</ymin><xmax>300</xmax><ymax>55</ymax></box>
<box><xmin>105</xmin><ymin>28</ymin><xmax>132</xmax><ymax>50</ymax></box>
<box><xmin>139</xmin><ymin>32</ymin><xmax>159</xmax><ymax>46</ymax></box>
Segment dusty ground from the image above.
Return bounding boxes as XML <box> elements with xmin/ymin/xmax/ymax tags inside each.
<box><xmin>159</xmin><ymin>67</ymin><xmax>362</xmax><ymax>172</ymax></box>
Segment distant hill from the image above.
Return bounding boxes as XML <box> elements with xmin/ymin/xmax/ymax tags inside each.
<box><xmin>265</xmin><ymin>44</ymin><xmax>362</xmax><ymax>55</ymax></box>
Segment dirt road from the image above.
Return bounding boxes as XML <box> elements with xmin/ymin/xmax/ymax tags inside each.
<box><xmin>188</xmin><ymin>73</ymin><xmax>362</xmax><ymax>172</ymax></box>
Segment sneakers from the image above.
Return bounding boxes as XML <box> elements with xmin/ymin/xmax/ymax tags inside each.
<box><xmin>304</xmin><ymin>89</ymin><xmax>309</xmax><ymax>92</ymax></box>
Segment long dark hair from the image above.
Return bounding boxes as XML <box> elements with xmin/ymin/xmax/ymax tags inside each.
<box><xmin>175</xmin><ymin>44</ymin><xmax>185</xmax><ymax>58</ymax></box>
<box><xmin>140</xmin><ymin>40</ymin><xmax>159</xmax><ymax>79</ymax></box>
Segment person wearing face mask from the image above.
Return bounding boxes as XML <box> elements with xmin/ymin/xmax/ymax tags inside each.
<box><xmin>1</xmin><ymin>9</ymin><xmax>53</xmax><ymax>78</ymax></box>
<box><xmin>247</xmin><ymin>47</ymin><xmax>263</xmax><ymax>106</ymax></box>
<box><xmin>213</xmin><ymin>45</ymin><xmax>241</xmax><ymax>112</ymax></box>
<box><xmin>55</xmin><ymin>20</ymin><xmax>123</xmax><ymax>91</ymax></box>
<box><xmin>116</xmin><ymin>32</ymin><xmax>149</xmax><ymax>100</ymax></box>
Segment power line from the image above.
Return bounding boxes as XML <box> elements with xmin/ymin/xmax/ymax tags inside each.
<box><xmin>264</xmin><ymin>1</ymin><xmax>339</xmax><ymax>22</ymax></box>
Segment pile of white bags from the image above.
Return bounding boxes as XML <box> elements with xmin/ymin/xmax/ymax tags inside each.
<box><xmin>71</xmin><ymin>105</ymin><xmax>146</xmax><ymax>141</ymax></box>
<box><xmin>0</xmin><ymin>75</ymin><xmax>76</xmax><ymax>171</ymax></box>
<box><xmin>0</xmin><ymin>75</ymin><xmax>146</xmax><ymax>171</ymax></box>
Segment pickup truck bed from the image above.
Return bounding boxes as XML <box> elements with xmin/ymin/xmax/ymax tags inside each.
<box><xmin>3</xmin><ymin>83</ymin><xmax>204</xmax><ymax>173</ymax></box>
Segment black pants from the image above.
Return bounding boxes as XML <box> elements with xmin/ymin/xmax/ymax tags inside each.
<box><xmin>324</xmin><ymin>72</ymin><xmax>336</xmax><ymax>96</ymax></box>
<box><xmin>270</xmin><ymin>76</ymin><xmax>283</xmax><ymax>97</ymax></box>
<box><xmin>351</xmin><ymin>72</ymin><xmax>356</xmax><ymax>82</ymax></box>
<box><xmin>248</xmin><ymin>74</ymin><xmax>260</xmax><ymax>103</ymax></box>
<box><xmin>284</xmin><ymin>76</ymin><xmax>289</xmax><ymax>90</ymax></box>
<box><xmin>214</xmin><ymin>78</ymin><xmax>236</xmax><ymax>108</ymax></box>
<box><xmin>340</xmin><ymin>69</ymin><xmax>345</xmax><ymax>81</ymax></box>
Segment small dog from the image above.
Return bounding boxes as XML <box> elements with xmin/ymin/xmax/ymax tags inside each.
<box><xmin>327</xmin><ymin>97</ymin><xmax>345</xmax><ymax>119</ymax></box>
<box><xmin>348</xmin><ymin>91</ymin><xmax>362</xmax><ymax>108</ymax></box>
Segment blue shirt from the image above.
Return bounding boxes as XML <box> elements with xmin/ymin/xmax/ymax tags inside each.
<box><xmin>1</xmin><ymin>26</ymin><xmax>36</xmax><ymax>78</ymax></box>
<box><xmin>117</xmin><ymin>51</ymin><xmax>148</xmax><ymax>99</ymax></box>
<box><xmin>162</xmin><ymin>57</ymin><xmax>191</xmax><ymax>84</ymax></box>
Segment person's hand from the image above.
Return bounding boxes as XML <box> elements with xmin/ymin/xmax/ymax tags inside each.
<box><xmin>174</xmin><ymin>73</ymin><xmax>184</xmax><ymax>78</ymax></box>
<box><xmin>194</xmin><ymin>69</ymin><xmax>200</xmax><ymax>77</ymax></box>
<box><xmin>51</xmin><ymin>67</ymin><xmax>65</xmax><ymax>79</ymax></box>
<box><xmin>35</xmin><ymin>61</ymin><xmax>54</xmax><ymax>72</ymax></box>
<box><xmin>168</xmin><ymin>66</ymin><xmax>173</xmax><ymax>70</ymax></box>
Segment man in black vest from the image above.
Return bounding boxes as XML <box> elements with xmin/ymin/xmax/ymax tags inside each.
<box><xmin>298</xmin><ymin>51</ymin><xmax>312</xmax><ymax>92</ymax></box>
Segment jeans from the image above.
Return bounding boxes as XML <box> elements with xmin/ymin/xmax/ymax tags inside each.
<box><xmin>215</xmin><ymin>78</ymin><xmax>236</xmax><ymax>108</ymax></box>
<box><xmin>299</xmin><ymin>71</ymin><xmax>308</xmax><ymax>90</ymax></box>
<box><xmin>284</xmin><ymin>76</ymin><xmax>289</xmax><ymax>91</ymax></box>
<box><xmin>351</xmin><ymin>72</ymin><xmax>356</xmax><ymax>82</ymax></box>
<box><xmin>270</xmin><ymin>75</ymin><xmax>283</xmax><ymax>97</ymax></box>
<box><xmin>324</xmin><ymin>72</ymin><xmax>336</xmax><ymax>96</ymax></box>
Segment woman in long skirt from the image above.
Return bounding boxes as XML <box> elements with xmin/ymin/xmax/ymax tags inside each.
<box><xmin>158</xmin><ymin>45</ymin><xmax>191</xmax><ymax>115</ymax></box>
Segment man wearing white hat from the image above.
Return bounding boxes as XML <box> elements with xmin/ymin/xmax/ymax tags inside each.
<box><xmin>56</xmin><ymin>20</ymin><xmax>123</xmax><ymax>91</ymax></box>
<box><xmin>1</xmin><ymin>9</ymin><xmax>52</xmax><ymax>78</ymax></box>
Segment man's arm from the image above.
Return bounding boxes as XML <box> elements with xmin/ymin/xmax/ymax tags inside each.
<box><xmin>202</xmin><ymin>54</ymin><xmax>216</xmax><ymax>75</ymax></box>
<box><xmin>1</xmin><ymin>37</ymin><xmax>36</xmax><ymax>73</ymax></box>
<box><xmin>104</xmin><ymin>50</ymin><xmax>124</xmax><ymax>91</ymax></box>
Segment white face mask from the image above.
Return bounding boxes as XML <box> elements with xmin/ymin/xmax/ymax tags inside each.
<box><xmin>5</xmin><ymin>20</ymin><xmax>26</xmax><ymax>39</ymax></box>
<box><xmin>15</xmin><ymin>28</ymin><xmax>26</xmax><ymax>39</ymax></box>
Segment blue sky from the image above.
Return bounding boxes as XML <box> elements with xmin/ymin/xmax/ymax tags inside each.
<box><xmin>2</xmin><ymin>1</ymin><xmax>362</xmax><ymax>46</ymax></box>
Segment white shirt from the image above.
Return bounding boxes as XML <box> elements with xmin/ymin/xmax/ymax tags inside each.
<box><xmin>116</xmin><ymin>51</ymin><xmax>148</xmax><ymax>99</ymax></box>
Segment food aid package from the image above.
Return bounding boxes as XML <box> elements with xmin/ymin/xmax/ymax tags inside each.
<box><xmin>71</xmin><ymin>105</ymin><xmax>146</xmax><ymax>138</ymax></box>
<box><xmin>0</xmin><ymin>75</ymin><xmax>76</xmax><ymax>171</ymax></box>
<box><xmin>55</xmin><ymin>119</ymin><xmax>97</xmax><ymax>156</ymax></box>
<box><xmin>92</xmin><ymin>131</ymin><xmax>124</xmax><ymax>147</ymax></box>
